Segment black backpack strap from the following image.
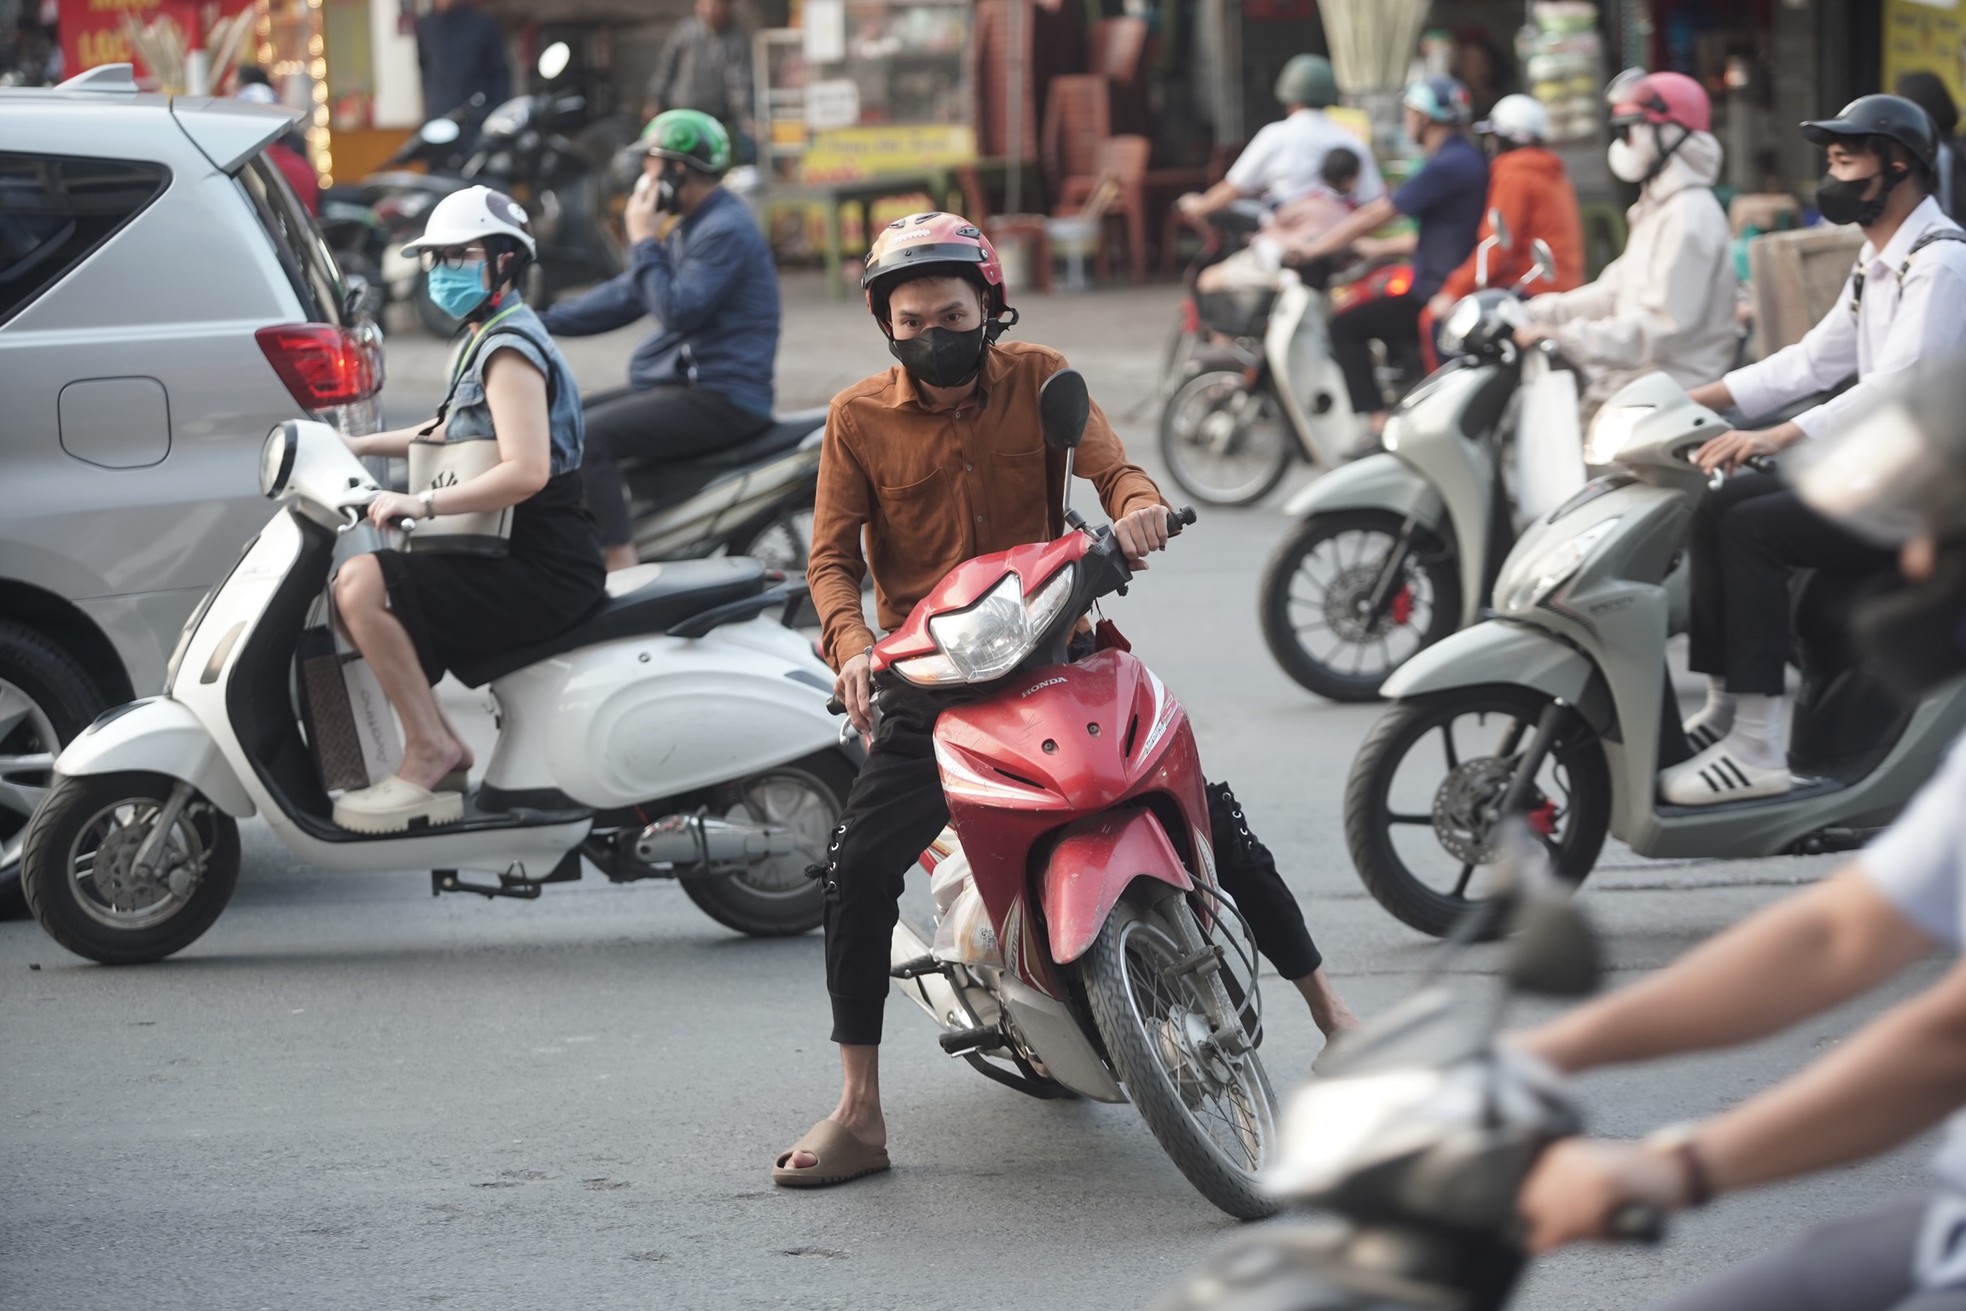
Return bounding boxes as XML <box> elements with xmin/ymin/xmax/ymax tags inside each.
<box><xmin>1848</xmin><ymin>227</ymin><xmax>1966</xmax><ymax>315</ymax></box>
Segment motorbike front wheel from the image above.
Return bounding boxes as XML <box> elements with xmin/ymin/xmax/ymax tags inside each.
<box><xmin>1259</xmin><ymin>510</ymin><xmax>1461</xmax><ymax>702</ymax></box>
<box><xmin>679</xmin><ymin>751</ymin><xmax>852</xmax><ymax>937</ymax></box>
<box><xmin>1344</xmin><ymin>686</ymin><xmax>1610</xmax><ymax>940</ymax></box>
<box><xmin>22</xmin><ymin>772</ymin><xmax>240</xmax><ymax>964</ymax></box>
<box><xmin>1159</xmin><ymin>371</ymin><xmax>1292</xmax><ymax>508</ymax></box>
<box><xmin>1081</xmin><ymin>888</ymin><xmax>1278</xmax><ymax>1219</ymax></box>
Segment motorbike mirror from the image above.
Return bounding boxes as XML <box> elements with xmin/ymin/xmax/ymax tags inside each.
<box><xmin>1474</xmin><ymin>233</ymin><xmax>1498</xmax><ymax>288</ymax></box>
<box><xmin>538</xmin><ymin>41</ymin><xmax>571</xmax><ymax>80</ymax></box>
<box><xmin>1490</xmin><ymin>207</ymin><xmax>1512</xmax><ymax>252</ymax></box>
<box><xmin>420</xmin><ymin>117</ymin><xmax>462</xmax><ymax>145</ymax></box>
<box><xmin>1040</xmin><ymin>368</ymin><xmax>1090</xmax><ymax>452</ymax></box>
<box><xmin>1504</xmin><ymin>893</ymin><xmax>1602</xmax><ymax>998</ymax></box>
<box><xmin>1512</xmin><ymin>238</ymin><xmax>1556</xmax><ymax>294</ymax></box>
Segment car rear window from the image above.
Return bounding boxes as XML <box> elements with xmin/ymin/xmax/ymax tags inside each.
<box><xmin>236</xmin><ymin>152</ymin><xmax>346</xmax><ymax>326</ymax></box>
<box><xmin>0</xmin><ymin>152</ymin><xmax>170</xmax><ymax>325</ymax></box>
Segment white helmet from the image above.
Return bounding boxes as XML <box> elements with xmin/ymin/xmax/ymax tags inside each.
<box><xmin>1475</xmin><ymin>94</ymin><xmax>1549</xmax><ymax>146</ymax></box>
<box><xmin>402</xmin><ymin>185</ymin><xmax>537</xmax><ymax>258</ymax></box>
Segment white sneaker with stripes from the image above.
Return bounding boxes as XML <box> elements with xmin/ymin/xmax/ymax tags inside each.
<box><xmin>1659</xmin><ymin>742</ymin><xmax>1795</xmax><ymax>806</ymax></box>
<box><xmin>1682</xmin><ymin>706</ymin><xmax>1733</xmax><ymax>752</ymax></box>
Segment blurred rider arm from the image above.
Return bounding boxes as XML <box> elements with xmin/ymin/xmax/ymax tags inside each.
<box><xmin>1179</xmin><ymin>123</ymin><xmax>1284</xmax><ymax>218</ymax></box>
<box><xmin>536</xmin><ymin>271</ymin><xmax>647</xmax><ymax>337</ymax></box>
<box><xmin>1288</xmin><ymin>196</ymin><xmax>1399</xmax><ymax>266</ymax></box>
<box><xmin>1714</xmin><ymin>271</ymin><xmax>1862</xmax><ymax>428</ymax></box>
<box><xmin>806</xmin><ymin>399</ymin><xmax>877</xmax><ymax>674</ymax></box>
<box><xmin>1521</xmin><ymin>956</ymin><xmax>1966</xmax><ymax>1250</ymax></box>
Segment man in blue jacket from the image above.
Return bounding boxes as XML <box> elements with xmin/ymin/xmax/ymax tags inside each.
<box><xmin>541</xmin><ymin>110</ymin><xmax>781</xmax><ymax>570</ymax></box>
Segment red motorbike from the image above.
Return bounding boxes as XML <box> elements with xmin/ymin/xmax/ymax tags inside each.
<box><xmin>842</xmin><ymin>370</ymin><xmax>1278</xmax><ymax>1218</ymax></box>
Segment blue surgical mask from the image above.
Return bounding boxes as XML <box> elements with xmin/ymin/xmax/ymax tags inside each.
<box><xmin>427</xmin><ymin>263</ymin><xmax>491</xmax><ymax>319</ymax></box>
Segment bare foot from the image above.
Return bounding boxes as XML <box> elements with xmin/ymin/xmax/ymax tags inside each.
<box><xmin>1293</xmin><ymin>966</ymin><xmax>1361</xmax><ymax>1040</ymax></box>
<box><xmin>395</xmin><ymin>737</ymin><xmax>465</xmax><ymax>792</ymax></box>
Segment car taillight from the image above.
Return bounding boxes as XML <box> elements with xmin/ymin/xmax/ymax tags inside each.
<box><xmin>256</xmin><ymin>323</ymin><xmax>378</xmax><ymax>409</ymax></box>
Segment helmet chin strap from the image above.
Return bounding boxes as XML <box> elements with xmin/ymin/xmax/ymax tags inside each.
<box><xmin>1640</xmin><ymin>122</ymin><xmax>1692</xmax><ymax>187</ymax></box>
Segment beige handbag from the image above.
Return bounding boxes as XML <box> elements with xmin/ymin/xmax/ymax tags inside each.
<box><xmin>407</xmin><ymin>433</ymin><xmax>512</xmax><ymax>556</ymax></box>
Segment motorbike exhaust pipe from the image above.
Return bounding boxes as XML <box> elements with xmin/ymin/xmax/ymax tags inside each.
<box><xmin>632</xmin><ymin>812</ymin><xmax>798</xmax><ymax>871</ymax></box>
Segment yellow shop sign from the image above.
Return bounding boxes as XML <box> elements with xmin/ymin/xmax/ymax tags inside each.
<box><xmin>802</xmin><ymin>125</ymin><xmax>978</xmax><ymax>183</ymax></box>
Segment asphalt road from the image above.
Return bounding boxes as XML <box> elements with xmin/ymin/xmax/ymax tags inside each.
<box><xmin>2</xmin><ymin>279</ymin><xmax>1949</xmax><ymax>1310</ymax></box>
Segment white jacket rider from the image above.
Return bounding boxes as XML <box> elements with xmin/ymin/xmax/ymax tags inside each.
<box><xmin>1516</xmin><ymin>88</ymin><xmax>1736</xmax><ymax>418</ymax></box>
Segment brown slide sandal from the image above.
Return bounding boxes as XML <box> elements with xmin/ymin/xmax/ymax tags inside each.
<box><xmin>771</xmin><ymin>1120</ymin><xmax>891</xmax><ymax>1189</ymax></box>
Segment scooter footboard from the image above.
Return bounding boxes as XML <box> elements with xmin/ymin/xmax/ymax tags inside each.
<box><xmin>1041</xmin><ymin>808</ymin><xmax>1194</xmax><ymax>965</ymax></box>
<box><xmin>55</xmin><ymin>697</ymin><xmax>255</xmax><ymax>817</ymax></box>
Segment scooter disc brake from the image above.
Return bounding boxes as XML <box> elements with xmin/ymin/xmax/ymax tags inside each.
<box><xmin>91</xmin><ymin>824</ymin><xmax>176</xmax><ymax>914</ymax></box>
<box><xmin>1430</xmin><ymin>757</ymin><xmax>1517</xmax><ymax>864</ymax></box>
<box><xmin>1324</xmin><ymin>563</ymin><xmax>1405</xmax><ymax>643</ymax></box>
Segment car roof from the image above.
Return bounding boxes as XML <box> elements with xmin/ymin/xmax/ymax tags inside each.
<box><xmin>1</xmin><ymin>70</ymin><xmax>299</xmax><ymax>172</ymax></box>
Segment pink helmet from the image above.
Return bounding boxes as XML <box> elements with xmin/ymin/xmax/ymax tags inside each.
<box><xmin>1608</xmin><ymin>70</ymin><xmax>1711</xmax><ymax>133</ymax></box>
<box><xmin>861</xmin><ymin>211</ymin><xmax>1008</xmax><ymax>325</ymax></box>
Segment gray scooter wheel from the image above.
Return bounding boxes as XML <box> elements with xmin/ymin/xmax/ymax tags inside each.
<box><xmin>1345</xmin><ymin>687</ymin><xmax>1610</xmax><ymax>939</ymax></box>
<box><xmin>680</xmin><ymin>751</ymin><xmax>853</xmax><ymax>937</ymax></box>
<box><xmin>22</xmin><ymin>772</ymin><xmax>240</xmax><ymax>964</ymax></box>
<box><xmin>1159</xmin><ymin>371</ymin><xmax>1292</xmax><ymax>507</ymax></box>
<box><xmin>1260</xmin><ymin>510</ymin><xmax>1460</xmax><ymax>702</ymax></box>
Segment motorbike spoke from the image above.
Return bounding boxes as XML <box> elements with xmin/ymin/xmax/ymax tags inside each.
<box><xmin>1388</xmin><ymin>811</ymin><xmax>1433</xmax><ymax>825</ymax></box>
<box><xmin>1451</xmin><ymin>862</ymin><xmax>1477</xmax><ymax>899</ymax></box>
<box><xmin>1440</xmin><ymin>723</ymin><xmax>1460</xmax><ymax>771</ymax></box>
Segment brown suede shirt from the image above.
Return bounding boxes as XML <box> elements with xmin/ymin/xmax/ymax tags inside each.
<box><xmin>808</xmin><ymin>340</ymin><xmax>1166</xmax><ymax>671</ymax></box>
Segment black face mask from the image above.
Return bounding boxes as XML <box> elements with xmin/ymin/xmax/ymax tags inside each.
<box><xmin>1818</xmin><ymin>166</ymin><xmax>1904</xmax><ymax>226</ymax></box>
<box><xmin>1853</xmin><ymin>540</ymin><xmax>1966</xmax><ymax>702</ymax></box>
<box><xmin>889</xmin><ymin>324</ymin><xmax>989</xmax><ymax>389</ymax></box>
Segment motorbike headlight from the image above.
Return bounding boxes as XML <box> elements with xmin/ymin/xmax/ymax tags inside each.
<box><xmin>1499</xmin><ymin>518</ymin><xmax>1620</xmax><ymax>613</ymax></box>
<box><xmin>894</xmin><ymin>566</ymin><xmax>1076</xmax><ymax>686</ymax></box>
<box><xmin>259</xmin><ymin>424</ymin><xmax>298</xmax><ymax>499</ymax></box>
<box><xmin>1266</xmin><ymin>1068</ymin><xmax>1446</xmax><ymax>1198</ymax></box>
<box><xmin>1437</xmin><ymin>295</ymin><xmax>1483</xmax><ymax>356</ymax></box>
<box><xmin>1585</xmin><ymin>403</ymin><xmax>1654</xmax><ymax>465</ymax></box>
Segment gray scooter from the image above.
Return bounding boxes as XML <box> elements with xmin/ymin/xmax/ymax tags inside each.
<box><xmin>1259</xmin><ymin>229</ymin><xmax>1566</xmax><ymax>700</ymax></box>
<box><xmin>1344</xmin><ymin>372</ymin><xmax>1966</xmax><ymax>938</ymax></box>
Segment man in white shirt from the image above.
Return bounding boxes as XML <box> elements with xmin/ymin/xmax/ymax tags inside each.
<box><xmin>1511</xmin><ymin>373</ymin><xmax>1966</xmax><ymax>1308</ymax></box>
<box><xmin>1177</xmin><ymin>55</ymin><xmax>1385</xmax><ymax>222</ymax></box>
<box><xmin>1660</xmin><ymin>95</ymin><xmax>1966</xmax><ymax>806</ymax></box>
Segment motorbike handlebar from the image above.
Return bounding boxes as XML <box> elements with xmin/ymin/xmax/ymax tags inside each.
<box><xmin>1605</xmin><ymin>1202</ymin><xmax>1667</xmax><ymax>1244</ymax></box>
<box><xmin>1166</xmin><ymin>505</ymin><xmax>1198</xmax><ymax>536</ymax></box>
<box><xmin>826</xmin><ymin>695</ymin><xmax>845</xmax><ymax>716</ymax></box>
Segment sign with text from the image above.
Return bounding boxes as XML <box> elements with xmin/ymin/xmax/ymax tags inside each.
<box><xmin>1884</xmin><ymin>0</ymin><xmax>1966</xmax><ymax>111</ymax></box>
<box><xmin>60</xmin><ymin>0</ymin><xmax>252</xmax><ymax>82</ymax></box>
<box><xmin>801</xmin><ymin>124</ymin><xmax>976</xmax><ymax>183</ymax></box>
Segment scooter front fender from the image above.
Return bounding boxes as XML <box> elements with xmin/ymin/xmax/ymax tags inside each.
<box><xmin>1378</xmin><ymin>620</ymin><xmax>1594</xmax><ymax>706</ymax></box>
<box><xmin>1041</xmin><ymin>808</ymin><xmax>1193</xmax><ymax>965</ymax></box>
<box><xmin>1279</xmin><ymin>451</ymin><xmax>1447</xmax><ymax>530</ymax></box>
<box><xmin>55</xmin><ymin>697</ymin><xmax>256</xmax><ymax>818</ymax></box>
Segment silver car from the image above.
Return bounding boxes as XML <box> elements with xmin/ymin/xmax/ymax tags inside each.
<box><xmin>0</xmin><ymin>66</ymin><xmax>381</xmax><ymax>912</ymax></box>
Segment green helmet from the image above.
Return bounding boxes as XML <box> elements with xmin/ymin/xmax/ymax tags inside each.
<box><xmin>642</xmin><ymin>108</ymin><xmax>731</xmax><ymax>174</ymax></box>
<box><xmin>1275</xmin><ymin>54</ymin><xmax>1339</xmax><ymax>110</ymax></box>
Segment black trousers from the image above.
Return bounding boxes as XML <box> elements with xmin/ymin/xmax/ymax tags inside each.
<box><xmin>1687</xmin><ymin>472</ymin><xmax>1896</xmax><ymax>696</ymax></box>
<box><xmin>818</xmin><ymin>720</ymin><xmax>1325</xmax><ymax>1046</ymax></box>
<box><xmin>579</xmin><ymin>385</ymin><xmax>772</xmax><ymax>548</ymax></box>
<box><xmin>1328</xmin><ymin>291</ymin><xmax>1426</xmax><ymax>416</ymax></box>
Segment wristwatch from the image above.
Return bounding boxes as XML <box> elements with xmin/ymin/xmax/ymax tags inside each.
<box><xmin>419</xmin><ymin>489</ymin><xmax>438</xmax><ymax>519</ymax></box>
<box><xmin>1644</xmin><ymin>1122</ymin><xmax>1714</xmax><ymax>1208</ymax></box>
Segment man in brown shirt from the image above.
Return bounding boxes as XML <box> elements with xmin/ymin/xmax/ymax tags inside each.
<box><xmin>775</xmin><ymin>213</ymin><xmax>1355</xmax><ymax>1188</ymax></box>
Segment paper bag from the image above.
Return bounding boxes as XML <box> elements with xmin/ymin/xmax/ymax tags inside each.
<box><xmin>296</xmin><ymin>625</ymin><xmax>402</xmax><ymax>792</ymax></box>
<box><xmin>1515</xmin><ymin>350</ymin><xmax>1587</xmax><ymax>523</ymax></box>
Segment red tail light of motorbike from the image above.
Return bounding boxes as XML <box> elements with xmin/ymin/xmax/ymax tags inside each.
<box><xmin>256</xmin><ymin>324</ymin><xmax>381</xmax><ymax>409</ymax></box>
<box><xmin>1386</xmin><ymin>271</ymin><xmax>1412</xmax><ymax>296</ymax></box>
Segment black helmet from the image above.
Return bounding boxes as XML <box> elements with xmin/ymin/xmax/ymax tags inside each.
<box><xmin>1801</xmin><ymin>94</ymin><xmax>1939</xmax><ymax>175</ymax></box>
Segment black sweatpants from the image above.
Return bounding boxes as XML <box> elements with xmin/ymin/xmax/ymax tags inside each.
<box><xmin>1687</xmin><ymin>471</ymin><xmax>1896</xmax><ymax>696</ymax></box>
<box><xmin>1329</xmin><ymin>291</ymin><xmax>1426</xmax><ymax>416</ymax></box>
<box><xmin>1654</xmin><ymin>1194</ymin><xmax>1966</xmax><ymax>1311</ymax></box>
<box><xmin>817</xmin><ymin>719</ymin><xmax>1325</xmax><ymax>1046</ymax></box>
<box><xmin>579</xmin><ymin>385</ymin><xmax>773</xmax><ymax>548</ymax></box>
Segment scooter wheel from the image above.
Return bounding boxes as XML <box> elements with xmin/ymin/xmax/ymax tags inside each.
<box><xmin>679</xmin><ymin>751</ymin><xmax>853</xmax><ymax>937</ymax></box>
<box><xmin>1259</xmin><ymin>510</ymin><xmax>1460</xmax><ymax>702</ymax></box>
<box><xmin>21</xmin><ymin>772</ymin><xmax>240</xmax><ymax>964</ymax></box>
<box><xmin>1159</xmin><ymin>370</ymin><xmax>1292</xmax><ymax>507</ymax></box>
<box><xmin>1344</xmin><ymin>687</ymin><xmax>1610</xmax><ymax>939</ymax></box>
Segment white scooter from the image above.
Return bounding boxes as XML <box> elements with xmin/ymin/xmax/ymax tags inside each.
<box><xmin>20</xmin><ymin>421</ymin><xmax>859</xmax><ymax>965</ymax></box>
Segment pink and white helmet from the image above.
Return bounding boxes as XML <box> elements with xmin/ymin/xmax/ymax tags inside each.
<box><xmin>402</xmin><ymin>185</ymin><xmax>537</xmax><ymax>258</ymax></box>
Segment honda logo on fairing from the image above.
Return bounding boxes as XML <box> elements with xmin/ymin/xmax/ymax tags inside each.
<box><xmin>1022</xmin><ymin>677</ymin><xmax>1066</xmax><ymax>698</ymax></box>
